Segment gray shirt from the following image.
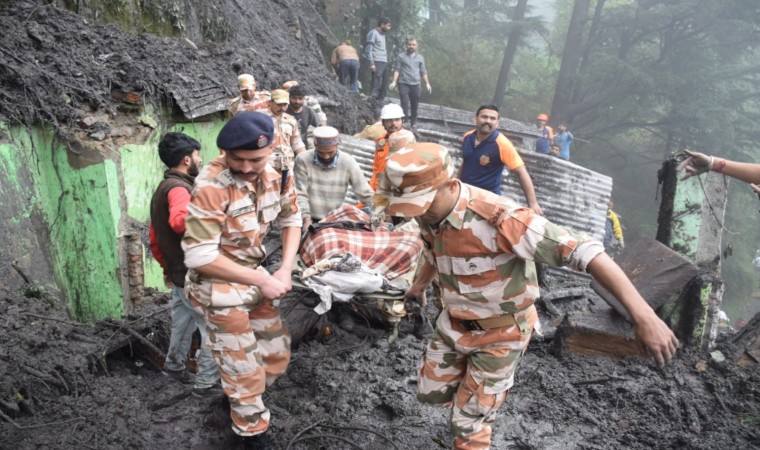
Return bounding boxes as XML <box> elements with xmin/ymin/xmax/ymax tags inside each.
<box><xmin>395</xmin><ymin>51</ymin><xmax>426</xmax><ymax>85</ymax></box>
<box><xmin>365</xmin><ymin>28</ymin><xmax>387</xmax><ymax>63</ymax></box>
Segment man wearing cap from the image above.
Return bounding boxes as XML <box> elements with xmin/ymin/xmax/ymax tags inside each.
<box><xmin>286</xmin><ymin>85</ymin><xmax>319</xmax><ymax>150</ymax></box>
<box><xmin>294</xmin><ymin>126</ymin><xmax>373</xmax><ymax>230</ymax></box>
<box><xmin>371</xmin><ymin>129</ymin><xmax>416</xmax><ymax>217</ymax></box>
<box><xmin>385</xmin><ymin>143</ymin><xmax>680</xmax><ymax>450</ymax></box>
<box><xmin>369</xmin><ymin>103</ymin><xmax>406</xmax><ymax>192</ymax></box>
<box><xmin>228</xmin><ymin>74</ymin><xmax>271</xmax><ymax>116</ymax></box>
<box><xmin>458</xmin><ymin>104</ymin><xmax>544</xmax><ymax>215</ymax></box>
<box><xmin>264</xmin><ymin>89</ymin><xmax>305</xmax><ymax>185</ymax></box>
<box><xmin>389</xmin><ymin>36</ymin><xmax>431</xmax><ymax>129</ymax></box>
<box><xmin>182</xmin><ymin>111</ymin><xmax>301</xmax><ymax>449</ymax></box>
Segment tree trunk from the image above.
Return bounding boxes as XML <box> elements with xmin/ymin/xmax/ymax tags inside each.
<box><xmin>549</xmin><ymin>0</ymin><xmax>591</xmax><ymax>125</ymax></box>
<box><xmin>492</xmin><ymin>0</ymin><xmax>529</xmax><ymax>108</ymax></box>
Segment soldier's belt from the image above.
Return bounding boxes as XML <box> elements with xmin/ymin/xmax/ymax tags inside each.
<box><xmin>458</xmin><ymin>314</ymin><xmax>517</xmax><ymax>331</ymax></box>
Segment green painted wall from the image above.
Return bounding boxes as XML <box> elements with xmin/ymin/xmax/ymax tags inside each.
<box><xmin>2</xmin><ymin>126</ymin><xmax>124</xmax><ymax>320</ymax></box>
<box><xmin>669</xmin><ymin>177</ymin><xmax>703</xmax><ymax>259</ymax></box>
<box><xmin>1</xmin><ymin>117</ymin><xmax>228</xmax><ymax>320</ymax></box>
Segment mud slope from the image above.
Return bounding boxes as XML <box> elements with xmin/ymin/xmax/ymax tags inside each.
<box><xmin>0</xmin><ymin>1</ymin><xmax>371</xmax><ymax>134</ymax></box>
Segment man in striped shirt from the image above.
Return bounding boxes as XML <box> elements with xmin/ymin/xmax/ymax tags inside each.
<box><xmin>294</xmin><ymin>126</ymin><xmax>373</xmax><ymax>229</ymax></box>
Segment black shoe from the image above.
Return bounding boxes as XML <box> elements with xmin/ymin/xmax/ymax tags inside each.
<box><xmin>192</xmin><ymin>384</ymin><xmax>224</xmax><ymax>398</ymax></box>
<box><xmin>241</xmin><ymin>430</ymin><xmax>275</xmax><ymax>450</ymax></box>
<box><xmin>164</xmin><ymin>368</ymin><xmax>195</xmax><ymax>385</ymax></box>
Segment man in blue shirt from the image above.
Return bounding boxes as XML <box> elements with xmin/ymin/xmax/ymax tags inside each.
<box><xmin>457</xmin><ymin>105</ymin><xmax>543</xmax><ymax>215</ymax></box>
<box><xmin>554</xmin><ymin>122</ymin><xmax>574</xmax><ymax>160</ymax></box>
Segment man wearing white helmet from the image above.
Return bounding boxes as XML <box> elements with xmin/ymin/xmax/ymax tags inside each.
<box><xmin>369</xmin><ymin>103</ymin><xmax>406</xmax><ymax>192</ymax></box>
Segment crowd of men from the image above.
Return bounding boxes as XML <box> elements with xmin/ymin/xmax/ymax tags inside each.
<box><xmin>147</xmin><ymin>30</ymin><xmax>678</xmax><ymax>450</ymax></box>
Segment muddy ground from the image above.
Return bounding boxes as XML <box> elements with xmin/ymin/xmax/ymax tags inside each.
<box><xmin>1</xmin><ymin>266</ymin><xmax>759</xmax><ymax>450</ymax></box>
<box><xmin>1</xmin><ymin>1</ymin><xmax>759</xmax><ymax>449</ymax></box>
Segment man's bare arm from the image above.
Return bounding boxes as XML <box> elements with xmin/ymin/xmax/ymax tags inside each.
<box><xmin>513</xmin><ymin>165</ymin><xmax>543</xmax><ymax>215</ymax></box>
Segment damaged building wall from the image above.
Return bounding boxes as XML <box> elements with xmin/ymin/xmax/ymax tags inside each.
<box><xmin>0</xmin><ymin>125</ymin><xmax>125</xmax><ymax>321</ymax></box>
<box><xmin>657</xmin><ymin>158</ymin><xmax>728</xmax><ymax>349</ymax></box>
<box><xmin>0</xmin><ymin>114</ymin><xmax>245</xmax><ymax>321</ymax></box>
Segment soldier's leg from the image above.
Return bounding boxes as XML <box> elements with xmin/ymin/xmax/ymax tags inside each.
<box><xmin>249</xmin><ymin>298</ymin><xmax>291</xmax><ymax>387</ymax></box>
<box><xmin>450</xmin><ymin>309</ymin><xmax>537</xmax><ymax>450</ymax></box>
<box><xmin>417</xmin><ymin>310</ymin><xmax>467</xmax><ymax>407</ymax></box>
<box><xmin>203</xmin><ymin>304</ymin><xmax>269</xmax><ymax>436</ymax></box>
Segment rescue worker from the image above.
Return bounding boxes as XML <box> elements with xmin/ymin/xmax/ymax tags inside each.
<box><xmin>294</xmin><ymin>126</ymin><xmax>373</xmax><ymax>229</ymax></box>
<box><xmin>182</xmin><ymin>111</ymin><xmax>301</xmax><ymax>449</ymax></box>
<box><xmin>386</xmin><ymin>143</ymin><xmax>679</xmax><ymax>450</ymax></box>
<box><xmin>535</xmin><ymin>112</ymin><xmax>554</xmax><ymax>155</ymax></box>
<box><xmin>604</xmin><ymin>199</ymin><xmax>625</xmax><ymax>252</ymax></box>
<box><xmin>369</xmin><ymin>103</ymin><xmax>406</xmax><ymax>192</ymax></box>
<box><xmin>263</xmin><ymin>89</ymin><xmax>305</xmax><ymax>190</ymax></box>
<box><xmin>228</xmin><ymin>74</ymin><xmax>271</xmax><ymax>116</ymax></box>
<box><xmin>457</xmin><ymin>105</ymin><xmax>543</xmax><ymax>215</ymax></box>
<box><xmin>281</xmin><ymin>80</ymin><xmax>327</xmax><ymax>126</ymax></box>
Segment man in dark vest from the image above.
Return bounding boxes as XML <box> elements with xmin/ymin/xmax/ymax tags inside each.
<box><xmin>149</xmin><ymin>132</ymin><xmax>220</xmax><ymax>396</ymax></box>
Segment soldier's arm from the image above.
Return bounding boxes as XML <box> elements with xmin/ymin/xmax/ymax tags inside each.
<box><xmin>586</xmin><ymin>253</ymin><xmax>679</xmax><ymax>366</ymax></box>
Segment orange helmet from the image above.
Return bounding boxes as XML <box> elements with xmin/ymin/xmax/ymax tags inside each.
<box><xmin>536</xmin><ymin>113</ymin><xmax>548</xmax><ymax>121</ymax></box>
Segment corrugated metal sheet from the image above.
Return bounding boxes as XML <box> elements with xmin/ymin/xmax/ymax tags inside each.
<box><xmin>339</xmin><ymin>133</ymin><xmax>612</xmax><ymax>242</ymax></box>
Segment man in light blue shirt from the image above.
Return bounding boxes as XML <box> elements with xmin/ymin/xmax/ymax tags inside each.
<box><xmin>365</xmin><ymin>17</ymin><xmax>391</xmax><ymax>101</ymax></box>
<box><xmin>554</xmin><ymin>122</ymin><xmax>574</xmax><ymax>160</ymax></box>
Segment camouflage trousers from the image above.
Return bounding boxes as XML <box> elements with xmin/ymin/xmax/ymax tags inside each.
<box><xmin>416</xmin><ymin>307</ymin><xmax>537</xmax><ymax>450</ymax></box>
<box><xmin>188</xmin><ymin>279</ymin><xmax>291</xmax><ymax>437</ymax></box>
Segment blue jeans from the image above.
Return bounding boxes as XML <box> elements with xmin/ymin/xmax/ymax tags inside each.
<box><xmin>164</xmin><ymin>286</ymin><xmax>219</xmax><ymax>389</ymax></box>
<box><xmin>339</xmin><ymin>59</ymin><xmax>360</xmax><ymax>92</ymax></box>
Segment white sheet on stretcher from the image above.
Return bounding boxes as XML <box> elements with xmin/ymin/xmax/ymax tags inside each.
<box><xmin>301</xmin><ymin>253</ymin><xmax>385</xmax><ymax>315</ymax></box>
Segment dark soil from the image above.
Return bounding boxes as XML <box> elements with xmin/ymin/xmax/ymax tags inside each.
<box><xmin>1</xmin><ymin>1</ymin><xmax>759</xmax><ymax>449</ymax></box>
<box><xmin>1</xmin><ymin>275</ymin><xmax>759</xmax><ymax>450</ymax></box>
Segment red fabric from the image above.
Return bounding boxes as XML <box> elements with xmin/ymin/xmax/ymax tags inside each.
<box><xmin>300</xmin><ymin>205</ymin><xmax>423</xmax><ymax>280</ymax></box>
<box><xmin>148</xmin><ymin>223</ymin><xmax>166</xmax><ymax>269</ymax></box>
<box><xmin>167</xmin><ymin>186</ymin><xmax>191</xmax><ymax>234</ymax></box>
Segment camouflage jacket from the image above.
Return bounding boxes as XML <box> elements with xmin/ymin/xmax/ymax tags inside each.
<box><xmin>228</xmin><ymin>91</ymin><xmax>272</xmax><ymax>115</ymax></box>
<box><xmin>182</xmin><ymin>155</ymin><xmax>301</xmax><ymax>271</ymax></box>
<box><xmin>263</xmin><ymin>111</ymin><xmax>305</xmax><ymax>171</ymax></box>
<box><xmin>418</xmin><ymin>181</ymin><xmax>604</xmax><ymax>321</ymax></box>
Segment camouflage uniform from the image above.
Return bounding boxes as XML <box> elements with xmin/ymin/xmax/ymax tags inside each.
<box><xmin>228</xmin><ymin>91</ymin><xmax>272</xmax><ymax>116</ymax></box>
<box><xmin>263</xmin><ymin>111</ymin><xmax>305</xmax><ymax>173</ymax></box>
<box><xmin>182</xmin><ymin>155</ymin><xmax>301</xmax><ymax>437</ymax></box>
<box><xmin>384</xmin><ymin>144</ymin><xmax>604</xmax><ymax>450</ymax></box>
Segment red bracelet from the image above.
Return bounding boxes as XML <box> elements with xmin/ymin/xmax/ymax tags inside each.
<box><xmin>714</xmin><ymin>159</ymin><xmax>726</xmax><ymax>173</ymax></box>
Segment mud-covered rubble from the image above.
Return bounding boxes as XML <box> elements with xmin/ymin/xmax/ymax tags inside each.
<box><xmin>0</xmin><ymin>1</ymin><xmax>373</xmax><ymax>136</ymax></box>
<box><xmin>1</xmin><ymin>280</ymin><xmax>759</xmax><ymax>449</ymax></box>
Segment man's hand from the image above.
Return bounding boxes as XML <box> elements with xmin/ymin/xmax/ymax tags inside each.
<box><xmin>676</xmin><ymin>149</ymin><xmax>711</xmax><ymax>179</ymax></box>
<box><xmin>389</xmin><ymin>82</ymin><xmax>396</xmax><ymax>91</ymax></box>
<box><xmin>271</xmin><ymin>267</ymin><xmax>293</xmax><ymax>293</ymax></box>
<box><xmin>258</xmin><ymin>273</ymin><xmax>289</xmax><ymax>300</ymax></box>
<box><xmin>404</xmin><ymin>287</ymin><xmax>427</xmax><ymax>308</ymax></box>
<box><xmin>426</xmin><ymin>83</ymin><xmax>432</xmax><ymax>94</ymax></box>
<box><xmin>370</xmin><ymin>64</ymin><xmax>376</xmax><ymax>72</ymax></box>
<box><xmin>634</xmin><ymin>311</ymin><xmax>680</xmax><ymax>366</ymax></box>
<box><xmin>303</xmin><ymin>216</ymin><xmax>313</xmax><ymax>231</ymax></box>
<box><xmin>529</xmin><ymin>202</ymin><xmax>544</xmax><ymax>216</ymax></box>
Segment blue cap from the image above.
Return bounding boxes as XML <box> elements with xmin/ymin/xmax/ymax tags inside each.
<box><xmin>217</xmin><ymin>111</ymin><xmax>274</xmax><ymax>151</ymax></box>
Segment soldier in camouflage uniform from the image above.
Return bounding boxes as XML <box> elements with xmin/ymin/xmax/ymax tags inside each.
<box><xmin>182</xmin><ymin>111</ymin><xmax>301</xmax><ymax>449</ymax></box>
<box><xmin>384</xmin><ymin>143</ymin><xmax>680</xmax><ymax>450</ymax></box>
<box><xmin>228</xmin><ymin>74</ymin><xmax>271</xmax><ymax>116</ymax></box>
<box><xmin>263</xmin><ymin>89</ymin><xmax>305</xmax><ymax>187</ymax></box>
